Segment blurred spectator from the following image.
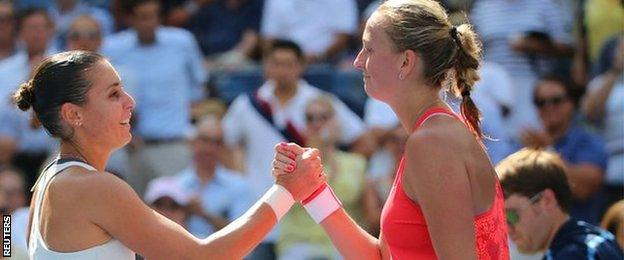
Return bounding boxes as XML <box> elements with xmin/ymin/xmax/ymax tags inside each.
<box><xmin>102</xmin><ymin>0</ymin><xmax>207</xmax><ymax>196</ymax></box>
<box><xmin>593</xmin><ymin>35</ymin><xmax>623</xmax><ymax>77</ymax></box>
<box><xmin>144</xmin><ymin>176</ymin><xmax>191</xmax><ymax>227</ymax></box>
<box><xmin>278</xmin><ymin>95</ymin><xmax>372</xmax><ymax>259</ymax></box>
<box><xmin>174</xmin><ymin>115</ymin><xmax>252</xmax><ymax>239</ymax></box>
<box><xmin>65</xmin><ymin>14</ymin><xmax>101</xmax><ymax>51</ymax></box>
<box><xmin>0</xmin><ymin>0</ymin><xmax>17</xmax><ymax>60</ymax></box>
<box><xmin>582</xmin><ymin>38</ymin><xmax>624</xmax><ymax>213</ymax></box>
<box><xmin>0</xmin><ymin>8</ymin><xmax>58</xmax><ymax>196</ymax></box>
<box><xmin>261</xmin><ymin>0</ymin><xmax>358</xmax><ymax>64</ymax></box>
<box><xmin>520</xmin><ymin>75</ymin><xmax>607</xmax><ymax>224</ymax></box>
<box><xmin>189</xmin><ymin>0</ymin><xmax>263</xmax><ymax>70</ymax></box>
<box><xmin>49</xmin><ymin>0</ymin><xmax>114</xmax><ymax>49</ymax></box>
<box><xmin>572</xmin><ymin>0</ymin><xmax>623</xmax><ymax>85</ymax></box>
<box><xmin>0</xmin><ymin>167</ymin><xmax>30</xmax><ymax>259</ymax></box>
<box><xmin>471</xmin><ymin>0</ymin><xmax>574</xmax><ymax>138</ymax></box>
<box><xmin>601</xmin><ymin>200</ymin><xmax>624</xmax><ymax>250</ymax></box>
<box><xmin>222</xmin><ymin>39</ymin><xmax>368</xmax><ymax>258</ymax></box>
<box><xmin>497</xmin><ymin>148</ymin><xmax>623</xmax><ymax>259</ymax></box>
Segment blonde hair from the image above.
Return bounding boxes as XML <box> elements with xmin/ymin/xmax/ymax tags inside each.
<box><xmin>377</xmin><ymin>0</ymin><xmax>483</xmax><ymax>138</ymax></box>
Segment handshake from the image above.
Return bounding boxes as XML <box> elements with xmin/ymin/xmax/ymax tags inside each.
<box><xmin>262</xmin><ymin>142</ymin><xmax>341</xmax><ymax>223</ymax></box>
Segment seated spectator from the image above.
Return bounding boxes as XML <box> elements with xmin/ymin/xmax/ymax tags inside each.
<box><xmin>497</xmin><ymin>148</ymin><xmax>623</xmax><ymax>259</ymax></box>
<box><xmin>261</xmin><ymin>0</ymin><xmax>358</xmax><ymax>64</ymax></box>
<box><xmin>0</xmin><ymin>0</ymin><xmax>17</xmax><ymax>60</ymax></box>
<box><xmin>277</xmin><ymin>95</ymin><xmax>373</xmax><ymax>259</ymax></box>
<box><xmin>49</xmin><ymin>0</ymin><xmax>114</xmax><ymax>49</ymax></box>
<box><xmin>173</xmin><ymin>115</ymin><xmax>252</xmax><ymax>238</ymax></box>
<box><xmin>582</xmin><ymin>38</ymin><xmax>624</xmax><ymax>212</ymax></box>
<box><xmin>65</xmin><ymin>14</ymin><xmax>101</xmax><ymax>52</ymax></box>
<box><xmin>144</xmin><ymin>176</ymin><xmax>191</xmax><ymax>228</ymax></box>
<box><xmin>520</xmin><ymin>75</ymin><xmax>608</xmax><ymax>224</ymax></box>
<box><xmin>0</xmin><ymin>167</ymin><xmax>30</xmax><ymax>259</ymax></box>
<box><xmin>188</xmin><ymin>0</ymin><xmax>263</xmax><ymax>70</ymax></box>
<box><xmin>601</xmin><ymin>200</ymin><xmax>624</xmax><ymax>250</ymax></box>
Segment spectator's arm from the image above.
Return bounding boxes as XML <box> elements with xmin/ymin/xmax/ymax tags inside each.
<box><xmin>232</xmin><ymin>29</ymin><xmax>260</xmax><ymax>57</ymax></box>
<box><xmin>582</xmin><ymin>72</ymin><xmax>619</xmax><ymax>121</ymax></box>
<box><xmin>566</xmin><ymin>163</ymin><xmax>604</xmax><ymax>200</ymax></box>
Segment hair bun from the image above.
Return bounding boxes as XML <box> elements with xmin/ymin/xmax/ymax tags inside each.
<box><xmin>13</xmin><ymin>80</ymin><xmax>35</xmax><ymax>111</ymax></box>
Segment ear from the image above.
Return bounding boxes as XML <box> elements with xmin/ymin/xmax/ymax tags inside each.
<box><xmin>60</xmin><ymin>103</ymin><xmax>84</xmax><ymax>128</ymax></box>
<box><xmin>540</xmin><ymin>189</ymin><xmax>559</xmax><ymax>212</ymax></box>
<box><xmin>399</xmin><ymin>49</ymin><xmax>419</xmax><ymax>79</ymax></box>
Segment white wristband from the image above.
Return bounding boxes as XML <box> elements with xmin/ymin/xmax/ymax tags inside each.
<box><xmin>303</xmin><ymin>183</ymin><xmax>342</xmax><ymax>223</ymax></box>
<box><xmin>261</xmin><ymin>184</ymin><xmax>295</xmax><ymax>221</ymax></box>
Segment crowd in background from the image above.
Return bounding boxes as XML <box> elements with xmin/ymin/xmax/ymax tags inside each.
<box><xmin>0</xmin><ymin>0</ymin><xmax>622</xmax><ymax>259</ymax></box>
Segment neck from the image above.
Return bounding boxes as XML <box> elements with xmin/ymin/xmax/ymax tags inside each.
<box><xmin>544</xmin><ymin>212</ymin><xmax>570</xmax><ymax>251</ymax></box>
<box><xmin>59</xmin><ymin>140</ymin><xmax>109</xmax><ymax>171</ymax></box>
<box><xmin>547</xmin><ymin>121</ymin><xmax>570</xmax><ymax>142</ymax></box>
<box><xmin>138</xmin><ymin>31</ymin><xmax>156</xmax><ymax>45</ymax></box>
<box><xmin>0</xmin><ymin>40</ymin><xmax>14</xmax><ymax>59</ymax></box>
<box><xmin>392</xmin><ymin>84</ymin><xmax>444</xmax><ymax>132</ymax></box>
<box><xmin>273</xmin><ymin>81</ymin><xmax>298</xmax><ymax>105</ymax></box>
<box><xmin>196</xmin><ymin>163</ymin><xmax>216</xmax><ymax>184</ymax></box>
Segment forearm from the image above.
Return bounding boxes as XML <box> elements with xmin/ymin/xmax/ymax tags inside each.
<box><xmin>199</xmin><ymin>202</ymin><xmax>276</xmax><ymax>259</ymax></box>
<box><xmin>567</xmin><ymin>165</ymin><xmax>604</xmax><ymax>200</ymax></box>
<box><xmin>320</xmin><ymin>209</ymin><xmax>382</xmax><ymax>260</ymax></box>
<box><xmin>322</xmin><ymin>34</ymin><xmax>350</xmax><ymax>60</ymax></box>
<box><xmin>582</xmin><ymin>72</ymin><xmax>618</xmax><ymax>121</ymax></box>
<box><xmin>232</xmin><ymin>30</ymin><xmax>259</xmax><ymax>57</ymax></box>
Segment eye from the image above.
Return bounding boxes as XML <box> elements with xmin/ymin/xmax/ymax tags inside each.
<box><xmin>110</xmin><ymin>91</ymin><xmax>120</xmax><ymax>99</ymax></box>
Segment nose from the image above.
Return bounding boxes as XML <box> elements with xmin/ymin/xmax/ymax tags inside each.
<box><xmin>124</xmin><ymin>90</ymin><xmax>136</xmax><ymax>111</ymax></box>
<box><xmin>353</xmin><ymin>49</ymin><xmax>365</xmax><ymax>71</ymax></box>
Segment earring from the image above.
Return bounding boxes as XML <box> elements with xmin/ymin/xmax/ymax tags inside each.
<box><xmin>76</xmin><ymin>121</ymin><xmax>82</xmax><ymax>127</ymax></box>
<box><xmin>398</xmin><ymin>72</ymin><xmax>405</xmax><ymax>81</ymax></box>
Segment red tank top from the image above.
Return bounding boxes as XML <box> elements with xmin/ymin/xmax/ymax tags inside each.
<box><xmin>380</xmin><ymin>107</ymin><xmax>509</xmax><ymax>259</ymax></box>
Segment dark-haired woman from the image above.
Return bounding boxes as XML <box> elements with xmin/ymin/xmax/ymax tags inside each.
<box><xmin>18</xmin><ymin>51</ymin><xmax>326</xmax><ymax>259</ymax></box>
<box><xmin>274</xmin><ymin>0</ymin><xmax>509</xmax><ymax>259</ymax></box>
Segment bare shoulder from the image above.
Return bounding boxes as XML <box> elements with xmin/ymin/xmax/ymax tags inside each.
<box><xmin>405</xmin><ymin>115</ymin><xmax>471</xmax><ymax>158</ymax></box>
<box><xmin>48</xmin><ymin>167</ymin><xmax>136</xmax><ymax>206</ymax></box>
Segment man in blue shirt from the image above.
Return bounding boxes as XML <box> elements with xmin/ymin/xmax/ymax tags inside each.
<box><xmin>519</xmin><ymin>75</ymin><xmax>608</xmax><ymax>224</ymax></box>
<box><xmin>497</xmin><ymin>149</ymin><xmax>623</xmax><ymax>259</ymax></box>
<box><xmin>102</xmin><ymin>0</ymin><xmax>207</xmax><ymax>196</ymax></box>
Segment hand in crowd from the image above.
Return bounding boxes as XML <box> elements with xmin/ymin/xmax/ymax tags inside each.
<box><xmin>520</xmin><ymin>128</ymin><xmax>553</xmax><ymax>149</ymax></box>
<box><xmin>272</xmin><ymin>143</ymin><xmax>326</xmax><ymax>202</ymax></box>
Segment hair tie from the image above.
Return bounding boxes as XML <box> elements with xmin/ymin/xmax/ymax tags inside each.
<box><xmin>450</xmin><ymin>26</ymin><xmax>460</xmax><ymax>46</ymax></box>
<box><xmin>461</xmin><ymin>89</ymin><xmax>470</xmax><ymax>97</ymax></box>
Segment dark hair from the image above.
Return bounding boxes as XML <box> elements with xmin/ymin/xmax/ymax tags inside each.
<box><xmin>266</xmin><ymin>39</ymin><xmax>304</xmax><ymax>61</ymax></box>
<box><xmin>17</xmin><ymin>7</ymin><xmax>52</xmax><ymax>31</ymax></box>
<box><xmin>496</xmin><ymin>148</ymin><xmax>573</xmax><ymax>213</ymax></box>
<box><xmin>533</xmin><ymin>74</ymin><xmax>579</xmax><ymax>106</ymax></box>
<box><xmin>12</xmin><ymin>51</ymin><xmax>104</xmax><ymax>140</ymax></box>
<box><xmin>124</xmin><ymin>0</ymin><xmax>160</xmax><ymax>15</ymax></box>
<box><xmin>377</xmin><ymin>0</ymin><xmax>483</xmax><ymax>138</ymax></box>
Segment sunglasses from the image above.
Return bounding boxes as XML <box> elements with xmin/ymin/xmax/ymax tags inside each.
<box><xmin>305</xmin><ymin>113</ymin><xmax>332</xmax><ymax>123</ymax></box>
<box><xmin>533</xmin><ymin>95</ymin><xmax>567</xmax><ymax>108</ymax></box>
<box><xmin>68</xmin><ymin>30</ymin><xmax>100</xmax><ymax>40</ymax></box>
<box><xmin>506</xmin><ymin>191</ymin><xmax>543</xmax><ymax>227</ymax></box>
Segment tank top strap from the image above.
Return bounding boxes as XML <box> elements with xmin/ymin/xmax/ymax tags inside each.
<box><xmin>411</xmin><ymin>107</ymin><xmax>460</xmax><ymax>132</ymax></box>
<box><xmin>29</xmin><ymin>158</ymin><xmax>96</xmax><ymax>251</ymax></box>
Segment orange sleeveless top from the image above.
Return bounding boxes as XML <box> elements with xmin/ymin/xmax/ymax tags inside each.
<box><xmin>379</xmin><ymin>107</ymin><xmax>509</xmax><ymax>259</ymax></box>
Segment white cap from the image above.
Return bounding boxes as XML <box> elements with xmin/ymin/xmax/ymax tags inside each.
<box><xmin>144</xmin><ymin>177</ymin><xmax>191</xmax><ymax>206</ymax></box>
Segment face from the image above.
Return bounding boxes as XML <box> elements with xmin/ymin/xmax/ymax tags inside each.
<box><xmin>78</xmin><ymin>60</ymin><xmax>135</xmax><ymax>150</ymax></box>
<box><xmin>505</xmin><ymin>193</ymin><xmax>550</xmax><ymax>253</ymax></box>
<box><xmin>132</xmin><ymin>1</ymin><xmax>160</xmax><ymax>37</ymax></box>
<box><xmin>152</xmin><ymin>197</ymin><xmax>186</xmax><ymax>226</ymax></box>
<box><xmin>191</xmin><ymin>122</ymin><xmax>223</xmax><ymax>167</ymax></box>
<box><xmin>305</xmin><ymin>100</ymin><xmax>335</xmax><ymax>138</ymax></box>
<box><xmin>0</xmin><ymin>171</ymin><xmax>25</xmax><ymax>214</ymax></box>
<box><xmin>0</xmin><ymin>1</ymin><xmax>15</xmax><ymax>42</ymax></box>
<box><xmin>353</xmin><ymin>12</ymin><xmax>403</xmax><ymax>102</ymax></box>
<box><xmin>67</xmin><ymin>18</ymin><xmax>101</xmax><ymax>52</ymax></box>
<box><xmin>534</xmin><ymin>80</ymin><xmax>574</xmax><ymax>130</ymax></box>
<box><xmin>19</xmin><ymin>12</ymin><xmax>54</xmax><ymax>54</ymax></box>
<box><xmin>264</xmin><ymin>49</ymin><xmax>304</xmax><ymax>89</ymax></box>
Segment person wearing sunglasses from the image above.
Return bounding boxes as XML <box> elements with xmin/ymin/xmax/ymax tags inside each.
<box><xmin>519</xmin><ymin>74</ymin><xmax>608</xmax><ymax>225</ymax></box>
<box><xmin>497</xmin><ymin>148</ymin><xmax>623</xmax><ymax>259</ymax></box>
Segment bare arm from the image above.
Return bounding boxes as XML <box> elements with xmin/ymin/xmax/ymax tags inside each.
<box><xmin>319</xmin><ymin>209</ymin><xmax>383</xmax><ymax>259</ymax></box>
<box><xmin>566</xmin><ymin>164</ymin><xmax>604</xmax><ymax>201</ymax></box>
<box><xmin>402</xmin><ymin>130</ymin><xmax>477</xmax><ymax>260</ymax></box>
<box><xmin>582</xmin><ymin>71</ymin><xmax>620</xmax><ymax>121</ymax></box>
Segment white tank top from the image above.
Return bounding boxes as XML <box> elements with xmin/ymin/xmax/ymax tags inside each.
<box><xmin>29</xmin><ymin>158</ymin><xmax>135</xmax><ymax>260</ymax></box>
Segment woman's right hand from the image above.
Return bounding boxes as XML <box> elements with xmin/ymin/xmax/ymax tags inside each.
<box><xmin>274</xmin><ymin>144</ymin><xmax>326</xmax><ymax>202</ymax></box>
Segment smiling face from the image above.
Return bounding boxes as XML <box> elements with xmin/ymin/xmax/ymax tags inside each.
<box><xmin>353</xmin><ymin>12</ymin><xmax>403</xmax><ymax>102</ymax></box>
<box><xmin>76</xmin><ymin>60</ymin><xmax>135</xmax><ymax>150</ymax></box>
